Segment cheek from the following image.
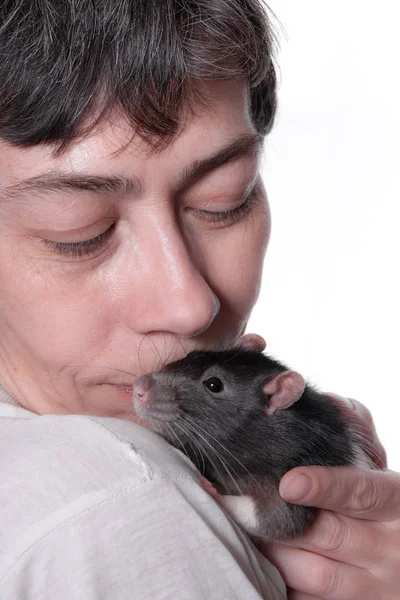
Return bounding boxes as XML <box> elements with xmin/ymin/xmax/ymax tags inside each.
<box><xmin>0</xmin><ymin>248</ymin><xmax>110</xmax><ymax>366</ymax></box>
<box><xmin>202</xmin><ymin>191</ymin><xmax>270</xmax><ymax>315</ymax></box>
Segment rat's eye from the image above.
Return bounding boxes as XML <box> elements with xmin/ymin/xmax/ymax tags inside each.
<box><xmin>203</xmin><ymin>377</ymin><xmax>224</xmax><ymax>393</ymax></box>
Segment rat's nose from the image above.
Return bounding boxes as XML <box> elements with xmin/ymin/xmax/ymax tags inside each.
<box><xmin>133</xmin><ymin>375</ymin><xmax>154</xmax><ymax>405</ymax></box>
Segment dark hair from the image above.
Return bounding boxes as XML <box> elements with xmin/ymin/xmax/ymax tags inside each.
<box><xmin>0</xmin><ymin>0</ymin><xmax>279</xmax><ymax>154</ymax></box>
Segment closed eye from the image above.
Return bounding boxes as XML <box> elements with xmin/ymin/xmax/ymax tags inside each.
<box><xmin>191</xmin><ymin>186</ymin><xmax>259</xmax><ymax>224</ymax></box>
<box><xmin>43</xmin><ymin>223</ymin><xmax>116</xmax><ymax>257</ymax></box>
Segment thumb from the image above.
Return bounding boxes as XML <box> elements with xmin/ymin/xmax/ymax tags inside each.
<box><xmin>279</xmin><ymin>465</ymin><xmax>400</xmax><ymax>522</ymax></box>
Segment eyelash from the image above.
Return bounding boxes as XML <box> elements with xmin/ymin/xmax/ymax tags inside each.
<box><xmin>45</xmin><ymin>189</ymin><xmax>258</xmax><ymax>258</ymax></box>
<box><xmin>44</xmin><ymin>223</ymin><xmax>116</xmax><ymax>258</ymax></box>
<box><xmin>191</xmin><ymin>188</ymin><xmax>257</xmax><ymax>224</ymax></box>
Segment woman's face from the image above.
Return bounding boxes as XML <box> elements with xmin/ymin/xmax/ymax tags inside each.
<box><xmin>0</xmin><ymin>80</ymin><xmax>270</xmax><ymax>418</ymax></box>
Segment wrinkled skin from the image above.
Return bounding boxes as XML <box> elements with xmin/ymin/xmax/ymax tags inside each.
<box><xmin>0</xmin><ymin>79</ymin><xmax>399</xmax><ymax>599</ymax></box>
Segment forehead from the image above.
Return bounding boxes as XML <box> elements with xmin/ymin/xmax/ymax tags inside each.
<box><xmin>0</xmin><ymin>79</ymin><xmax>255</xmax><ymax>192</ymax></box>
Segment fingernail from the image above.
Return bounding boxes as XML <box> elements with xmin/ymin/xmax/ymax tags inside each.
<box><xmin>279</xmin><ymin>473</ymin><xmax>313</xmax><ymax>502</ymax></box>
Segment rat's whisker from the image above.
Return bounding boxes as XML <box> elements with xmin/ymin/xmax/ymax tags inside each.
<box><xmin>182</xmin><ymin>418</ymin><xmax>243</xmax><ymax>496</ymax></box>
<box><xmin>172</xmin><ymin>421</ymin><xmax>205</xmax><ymax>474</ymax></box>
<box><xmin>137</xmin><ymin>337</ymin><xmax>147</xmax><ymax>375</ymax></box>
<box><xmin>178</xmin><ymin>421</ymin><xmax>231</xmax><ymax>492</ymax></box>
<box><xmin>166</xmin><ymin>422</ymin><xmax>203</xmax><ymax>473</ymax></box>
<box><xmin>68</xmin><ymin>365</ymin><xmax>140</xmax><ymax>385</ymax></box>
<box><xmin>136</xmin><ymin>335</ymin><xmax>161</xmax><ymax>373</ymax></box>
<box><xmin>177</xmin><ymin>420</ymin><xmax>225</xmax><ymax>483</ymax></box>
<box><xmin>189</xmin><ymin>420</ymin><xmax>263</xmax><ymax>494</ymax></box>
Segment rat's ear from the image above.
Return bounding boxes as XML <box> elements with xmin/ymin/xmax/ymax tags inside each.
<box><xmin>235</xmin><ymin>333</ymin><xmax>266</xmax><ymax>352</ymax></box>
<box><xmin>263</xmin><ymin>371</ymin><xmax>305</xmax><ymax>415</ymax></box>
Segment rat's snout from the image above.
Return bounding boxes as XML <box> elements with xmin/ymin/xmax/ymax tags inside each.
<box><xmin>133</xmin><ymin>375</ymin><xmax>154</xmax><ymax>406</ymax></box>
<box><xmin>132</xmin><ymin>373</ymin><xmax>181</xmax><ymax>431</ymax></box>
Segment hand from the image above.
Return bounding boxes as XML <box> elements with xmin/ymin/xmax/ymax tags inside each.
<box><xmin>326</xmin><ymin>392</ymin><xmax>387</xmax><ymax>470</ymax></box>
<box><xmin>261</xmin><ymin>394</ymin><xmax>400</xmax><ymax>599</ymax></box>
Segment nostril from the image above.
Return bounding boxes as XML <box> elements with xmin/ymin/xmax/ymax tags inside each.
<box><xmin>136</xmin><ymin>391</ymin><xmax>148</xmax><ymax>404</ymax></box>
<box><xmin>134</xmin><ymin>387</ymin><xmax>150</xmax><ymax>405</ymax></box>
<box><xmin>133</xmin><ymin>375</ymin><xmax>153</xmax><ymax>405</ymax></box>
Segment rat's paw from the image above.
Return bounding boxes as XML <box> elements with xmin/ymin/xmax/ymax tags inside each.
<box><xmin>218</xmin><ymin>494</ymin><xmax>259</xmax><ymax>535</ymax></box>
<box><xmin>200</xmin><ymin>477</ymin><xmax>260</xmax><ymax>536</ymax></box>
<box><xmin>199</xmin><ymin>476</ymin><xmax>220</xmax><ymax>500</ymax></box>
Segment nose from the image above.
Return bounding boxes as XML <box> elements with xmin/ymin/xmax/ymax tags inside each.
<box><xmin>133</xmin><ymin>375</ymin><xmax>153</xmax><ymax>405</ymax></box>
<box><xmin>122</xmin><ymin>218</ymin><xmax>220</xmax><ymax>338</ymax></box>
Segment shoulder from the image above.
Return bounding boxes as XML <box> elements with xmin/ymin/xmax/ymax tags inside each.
<box><xmin>0</xmin><ymin>413</ymin><xmax>197</xmax><ymax>538</ymax></box>
<box><xmin>0</xmin><ymin>414</ymin><xmax>287</xmax><ymax>599</ymax></box>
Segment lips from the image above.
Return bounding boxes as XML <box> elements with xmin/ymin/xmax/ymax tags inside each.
<box><xmin>114</xmin><ymin>385</ymin><xmax>133</xmax><ymax>399</ymax></box>
<box><xmin>114</xmin><ymin>385</ymin><xmax>134</xmax><ymax>391</ymax></box>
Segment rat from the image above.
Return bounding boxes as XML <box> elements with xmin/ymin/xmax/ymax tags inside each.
<box><xmin>132</xmin><ymin>346</ymin><xmax>378</xmax><ymax>542</ymax></box>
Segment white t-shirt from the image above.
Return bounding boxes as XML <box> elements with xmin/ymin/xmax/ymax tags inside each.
<box><xmin>0</xmin><ymin>387</ymin><xmax>286</xmax><ymax>599</ymax></box>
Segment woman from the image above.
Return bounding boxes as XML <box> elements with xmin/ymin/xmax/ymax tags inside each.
<box><xmin>0</xmin><ymin>1</ymin><xmax>399</xmax><ymax>598</ymax></box>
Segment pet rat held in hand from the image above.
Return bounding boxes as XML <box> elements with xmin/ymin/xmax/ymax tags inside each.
<box><xmin>132</xmin><ymin>348</ymin><xmax>376</xmax><ymax>542</ymax></box>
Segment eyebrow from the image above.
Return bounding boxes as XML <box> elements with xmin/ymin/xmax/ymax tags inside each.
<box><xmin>1</xmin><ymin>132</ymin><xmax>263</xmax><ymax>202</ymax></box>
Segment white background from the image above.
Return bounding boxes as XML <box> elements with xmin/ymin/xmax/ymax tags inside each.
<box><xmin>248</xmin><ymin>1</ymin><xmax>400</xmax><ymax>469</ymax></box>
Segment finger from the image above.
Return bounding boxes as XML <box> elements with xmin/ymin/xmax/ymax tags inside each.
<box><xmin>325</xmin><ymin>392</ymin><xmax>387</xmax><ymax>469</ymax></box>
<box><xmin>280</xmin><ymin>508</ymin><xmax>388</xmax><ymax>569</ymax></box>
<box><xmin>261</xmin><ymin>543</ymin><xmax>375</xmax><ymax>599</ymax></box>
<box><xmin>279</xmin><ymin>466</ymin><xmax>400</xmax><ymax>522</ymax></box>
<box><xmin>234</xmin><ymin>333</ymin><xmax>266</xmax><ymax>351</ymax></box>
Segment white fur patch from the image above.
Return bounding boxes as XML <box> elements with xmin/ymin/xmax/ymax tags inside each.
<box><xmin>218</xmin><ymin>494</ymin><xmax>259</xmax><ymax>533</ymax></box>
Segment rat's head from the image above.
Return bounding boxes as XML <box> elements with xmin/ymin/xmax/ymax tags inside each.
<box><xmin>132</xmin><ymin>348</ymin><xmax>306</xmax><ymax>449</ymax></box>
